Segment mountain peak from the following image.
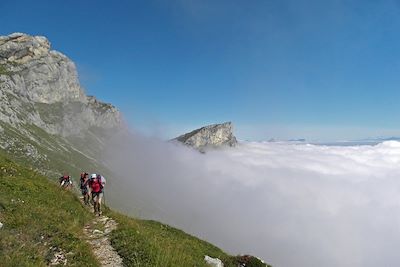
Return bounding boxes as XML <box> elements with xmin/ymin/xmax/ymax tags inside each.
<box><xmin>173</xmin><ymin>121</ymin><xmax>237</xmax><ymax>151</ymax></box>
<box><xmin>0</xmin><ymin>33</ymin><xmax>121</xmax><ymax>138</ymax></box>
<box><xmin>0</xmin><ymin>33</ymin><xmax>52</xmax><ymax>64</ymax></box>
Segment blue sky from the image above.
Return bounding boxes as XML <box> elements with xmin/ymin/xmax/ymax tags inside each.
<box><xmin>2</xmin><ymin>0</ymin><xmax>400</xmax><ymax>141</ymax></box>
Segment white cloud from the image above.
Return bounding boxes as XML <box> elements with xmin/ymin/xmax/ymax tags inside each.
<box><xmin>105</xmin><ymin>133</ymin><xmax>400</xmax><ymax>267</ymax></box>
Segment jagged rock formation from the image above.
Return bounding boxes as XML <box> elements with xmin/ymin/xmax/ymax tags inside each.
<box><xmin>173</xmin><ymin>122</ymin><xmax>237</xmax><ymax>151</ymax></box>
<box><xmin>0</xmin><ymin>33</ymin><xmax>122</xmax><ymax>175</ymax></box>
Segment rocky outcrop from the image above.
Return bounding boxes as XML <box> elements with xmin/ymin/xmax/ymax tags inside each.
<box><xmin>0</xmin><ymin>33</ymin><xmax>122</xmax><ymax>175</ymax></box>
<box><xmin>0</xmin><ymin>33</ymin><xmax>121</xmax><ymax>136</ymax></box>
<box><xmin>173</xmin><ymin>122</ymin><xmax>237</xmax><ymax>151</ymax></box>
<box><xmin>0</xmin><ymin>33</ymin><xmax>85</xmax><ymax>103</ymax></box>
<box><xmin>204</xmin><ymin>255</ymin><xmax>224</xmax><ymax>267</ymax></box>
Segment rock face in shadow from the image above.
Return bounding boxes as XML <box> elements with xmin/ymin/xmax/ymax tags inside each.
<box><xmin>173</xmin><ymin>122</ymin><xmax>237</xmax><ymax>151</ymax></box>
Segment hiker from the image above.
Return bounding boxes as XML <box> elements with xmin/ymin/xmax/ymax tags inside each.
<box><xmin>59</xmin><ymin>173</ymin><xmax>72</xmax><ymax>190</ymax></box>
<box><xmin>80</xmin><ymin>172</ymin><xmax>90</xmax><ymax>205</ymax></box>
<box><xmin>89</xmin><ymin>174</ymin><xmax>106</xmax><ymax>215</ymax></box>
<box><xmin>88</xmin><ymin>174</ymin><xmax>97</xmax><ymax>205</ymax></box>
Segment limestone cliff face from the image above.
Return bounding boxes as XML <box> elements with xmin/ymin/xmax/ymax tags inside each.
<box><xmin>174</xmin><ymin>122</ymin><xmax>237</xmax><ymax>151</ymax></box>
<box><xmin>0</xmin><ymin>33</ymin><xmax>121</xmax><ymax>136</ymax></box>
<box><xmin>0</xmin><ymin>33</ymin><xmax>122</xmax><ymax>175</ymax></box>
<box><xmin>0</xmin><ymin>33</ymin><xmax>85</xmax><ymax>103</ymax></box>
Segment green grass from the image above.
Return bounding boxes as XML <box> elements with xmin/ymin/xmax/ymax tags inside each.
<box><xmin>0</xmin><ymin>64</ymin><xmax>11</xmax><ymax>76</ymax></box>
<box><xmin>108</xmin><ymin>211</ymin><xmax>226</xmax><ymax>267</ymax></box>
<box><xmin>0</xmin><ymin>121</ymin><xmax>111</xmax><ymax>180</ymax></box>
<box><xmin>0</xmin><ymin>122</ymin><xmax>270</xmax><ymax>266</ymax></box>
<box><xmin>108</xmin><ymin>210</ymin><xmax>270</xmax><ymax>267</ymax></box>
<box><xmin>0</xmin><ymin>147</ymin><xmax>270</xmax><ymax>266</ymax></box>
<box><xmin>0</xmin><ymin>154</ymin><xmax>99</xmax><ymax>266</ymax></box>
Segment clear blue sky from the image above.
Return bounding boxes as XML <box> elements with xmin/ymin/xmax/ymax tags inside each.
<box><xmin>2</xmin><ymin>0</ymin><xmax>400</xmax><ymax>141</ymax></box>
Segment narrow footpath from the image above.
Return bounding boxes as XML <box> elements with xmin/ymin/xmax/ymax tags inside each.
<box><xmin>82</xmin><ymin>206</ymin><xmax>124</xmax><ymax>267</ymax></box>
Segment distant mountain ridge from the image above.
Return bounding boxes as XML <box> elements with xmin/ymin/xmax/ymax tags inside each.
<box><xmin>355</xmin><ymin>136</ymin><xmax>400</xmax><ymax>142</ymax></box>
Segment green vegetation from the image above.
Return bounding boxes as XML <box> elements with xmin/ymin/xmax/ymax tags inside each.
<box><xmin>0</xmin><ymin>121</ymin><xmax>270</xmax><ymax>266</ymax></box>
<box><xmin>0</xmin><ymin>121</ymin><xmax>110</xmax><ymax>179</ymax></box>
<box><xmin>108</xmin><ymin>211</ymin><xmax>269</xmax><ymax>267</ymax></box>
<box><xmin>0</xmin><ymin>64</ymin><xmax>11</xmax><ymax>76</ymax></box>
<box><xmin>109</xmin><ymin>212</ymin><xmax>228</xmax><ymax>266</ymax></box>
<box><xmin>0</xmin><ymin>150</ymin><xmax>270</xmax><ymax>266</ymax></box>
<box><xmin>0</xmin><ymin>153</ymin><xmax>99</xmax><ymax>266</ymax></box>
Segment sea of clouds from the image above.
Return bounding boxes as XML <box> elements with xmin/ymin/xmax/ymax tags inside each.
<box><xmin>105</xmin><ymin>132</ymin><xmax>400</xmax><ymax>267</ymax></box>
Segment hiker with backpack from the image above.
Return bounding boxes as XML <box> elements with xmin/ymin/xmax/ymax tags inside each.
<box><xmin>59</xmin><ymin>173</ymin><xmax>73</xmax><ymax>190</ymax></box>
<box><xmin>89</xmin><ymin>174</ymin><xmax>106</xmax><ymax>215</ymax></box>
<box><xmin>80</xmin><ymin>172</ymin><xmax>90</xmax><ymax>205</ymax></box>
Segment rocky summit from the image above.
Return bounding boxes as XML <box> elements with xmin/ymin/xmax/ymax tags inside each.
<box><xmin>173</xmin><ymin>122</ymin><xmax>237</xmax><ymax>151</ymax></box>
<box><xmin>0</xmin><ymin>33</ymin><xmax>122</xmax><ymax>175</ymax></box>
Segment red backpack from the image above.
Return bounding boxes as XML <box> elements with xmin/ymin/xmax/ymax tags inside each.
<box><xmin>91</xmin><ymin>177</ymin><xmax>103</xmax><ymax>193</ymax></box>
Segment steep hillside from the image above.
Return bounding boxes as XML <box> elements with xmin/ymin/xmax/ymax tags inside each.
<box><xmin>0</xmin><ymin>152</ymin><xmax>269</xmax><ymax>267</ymax></box>
<box><xmin>0</xmin><ymin>152</ymin><xmax>99</xmax><ymax>266</ymax></box>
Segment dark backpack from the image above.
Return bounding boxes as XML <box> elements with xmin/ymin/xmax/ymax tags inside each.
<box><xmin>59</xmin><ymin>175</ymin><xmax>69</xmax><ymax>184</ymax></box>
<box><xmin>80</xmin><ymin>177</ymin><xmax>87</xmax><ymax>189</ymax></box>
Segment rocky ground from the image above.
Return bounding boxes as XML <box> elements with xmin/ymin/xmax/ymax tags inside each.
<box><xmin>83</xmin><ymin>213</ymin><xmax>123</xmax><ymax>267</ymax></box>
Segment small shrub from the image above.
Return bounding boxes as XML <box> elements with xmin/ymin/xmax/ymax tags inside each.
<box><xmin>0</xmin><ymin>64</ymin><xmax>11</xmax><ymax>75</ymax></box>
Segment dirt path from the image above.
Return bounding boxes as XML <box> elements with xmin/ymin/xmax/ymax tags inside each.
<box><xmin>83</xmin><ymin>214</ymin><xmax>124</xmax><ymax>267</ymax></box>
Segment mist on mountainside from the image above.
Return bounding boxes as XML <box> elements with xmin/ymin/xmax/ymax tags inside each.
<box><xmin>103</xmin><ymin>128</ymin><xmax>400</xmax><ymax>267</ymax></box>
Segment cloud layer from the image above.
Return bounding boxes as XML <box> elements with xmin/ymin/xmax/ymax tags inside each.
<box><xmin>104</xmin><ymin>133</ymin><xmax>400</xmax><ymax>267</ymax></box>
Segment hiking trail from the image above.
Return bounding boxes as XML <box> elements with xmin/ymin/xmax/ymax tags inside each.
<box><xmin>82</xmin><ymin>209</ymin><xmax>123</xmax><ymax>266</ymax></box>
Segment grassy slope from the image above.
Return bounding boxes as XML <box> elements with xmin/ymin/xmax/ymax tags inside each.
<box><xmin>109</xmin><ymin>211</ymin><xmax>230</xmax><ymax>267</ymax></box>
<box><xmin>0</xmin><ymin>122</ymin><xmax>110</xmax><ymax>180</ymax></box>
<box><xmin>0</xmin><ymin>151</ymin><xmax>270</xmax><ymax>266</ymax></box>
<box><xmin>109</xmin><ymin>211</ymin><xmax>270</xmax><ymax>267</ymax></box>
<box><xmin>0</xmin><ymin>152</ymin><xmax>99</xmax><ymax>266</ymax></box>
<box><xmin>107</xmin><ymin>205</ymin><xmax>271</xmax><ymax>266</ymax></box>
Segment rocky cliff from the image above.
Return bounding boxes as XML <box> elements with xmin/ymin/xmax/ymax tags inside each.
<box><xmin>0</xmin><ymin>33</ymin><xmax>121</xmax><ymax>136</ymax></box>
<box><xmin>173</xmin><ymin>122</ymin><xmax>237</xmax><ymax>151</ymax></box>
<box><xmin>0</xmin><ymin>33</ymin><xmax>122</xmax><ymax>175</ymax></box>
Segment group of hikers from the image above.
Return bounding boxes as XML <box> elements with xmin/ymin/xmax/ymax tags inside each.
<box><xmin>59</xmin><ymin>172</ymin><xmax>106</xmax><ymax>216</ymax></box>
